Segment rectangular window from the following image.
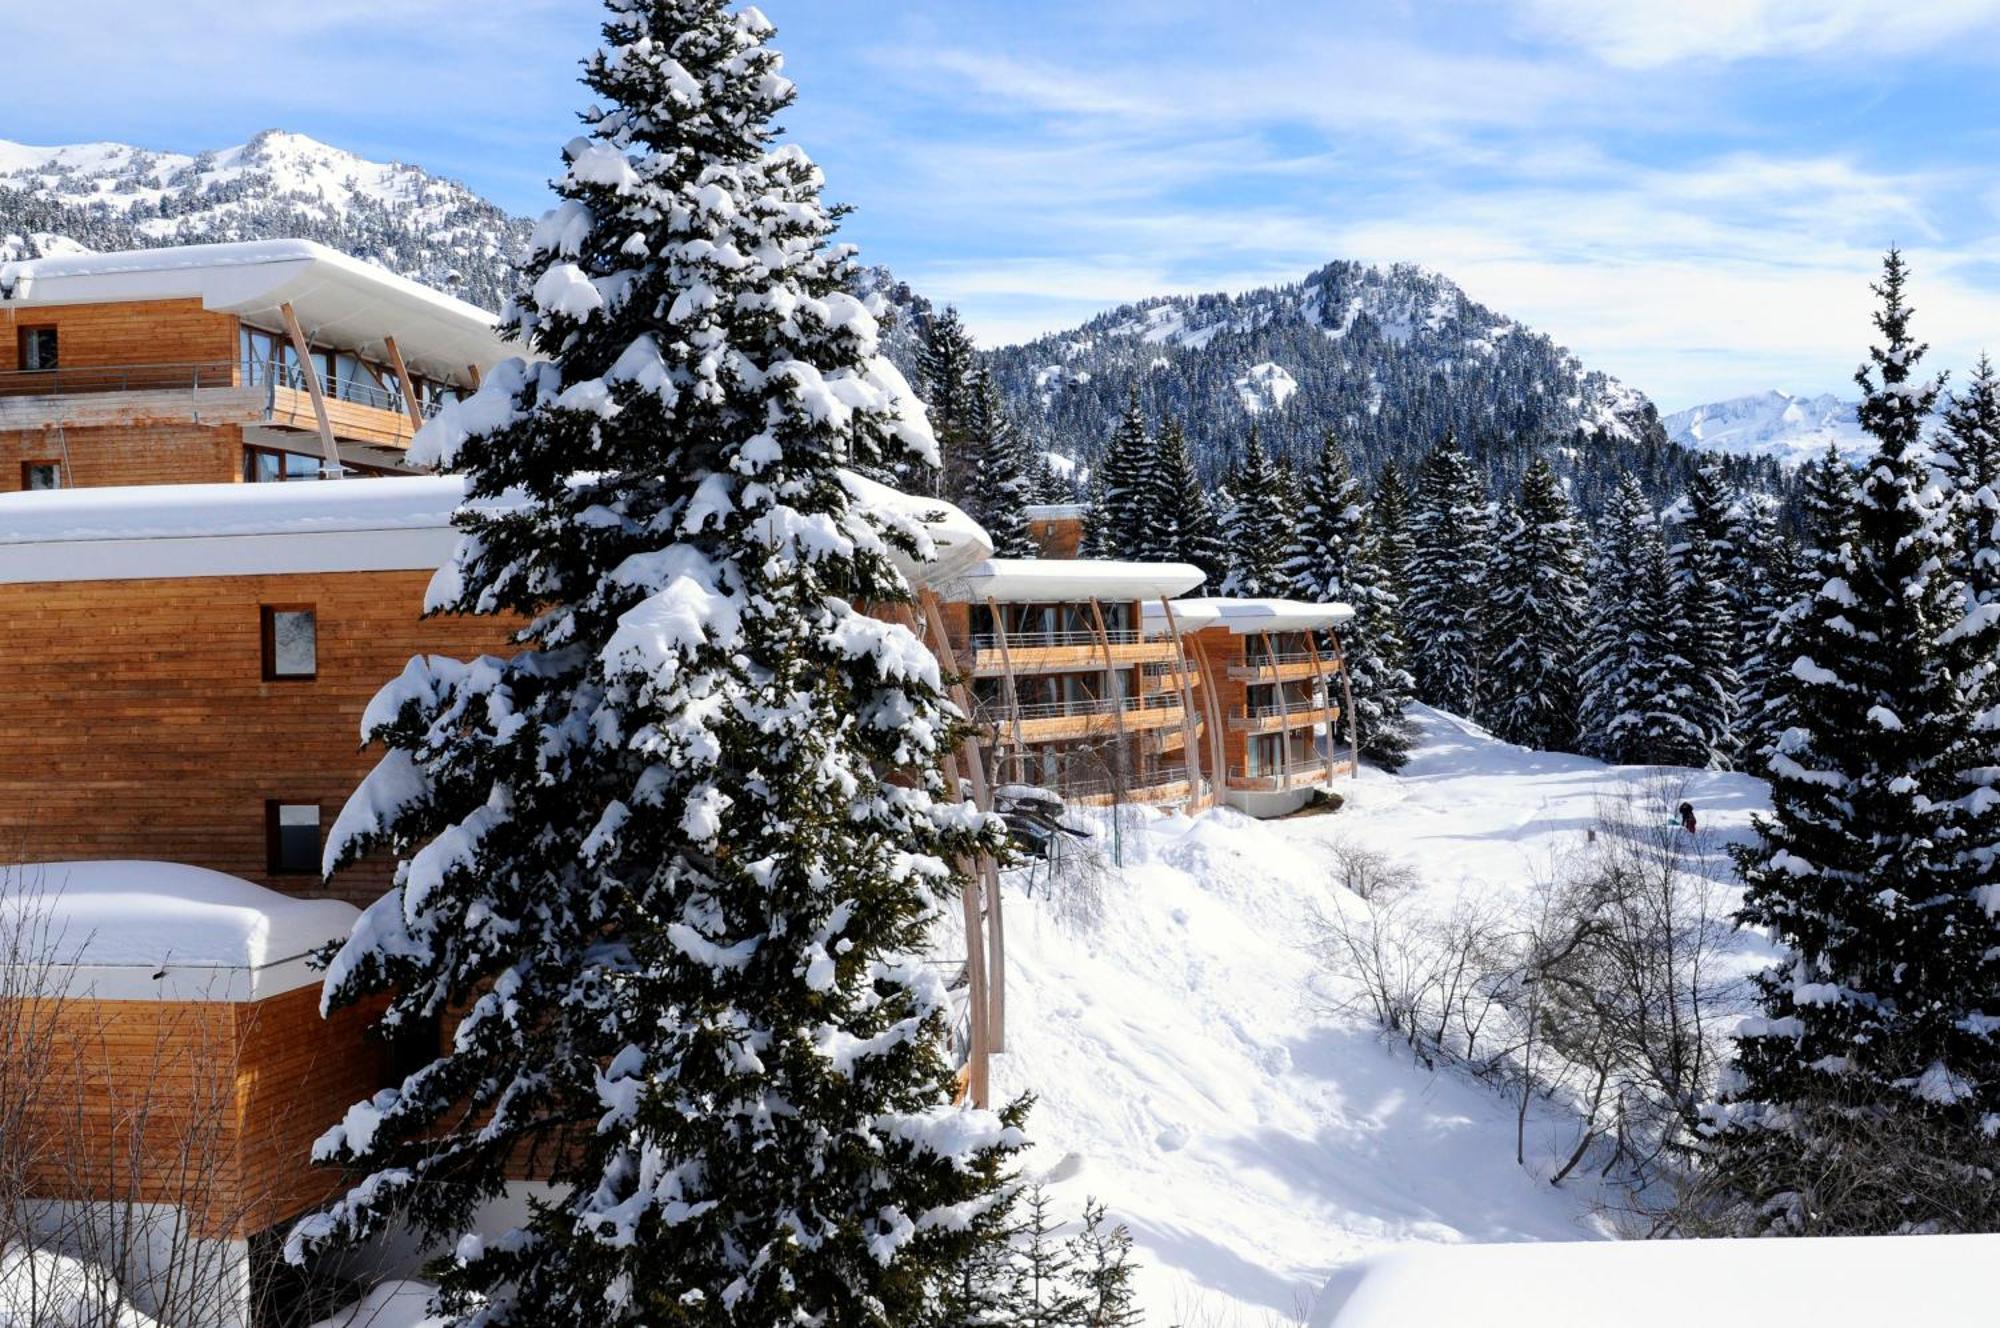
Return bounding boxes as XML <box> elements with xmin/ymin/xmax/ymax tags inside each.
<box><xmin>266</xmin><ymin>801</ymin><xmax>322</xmax><ymax>876</ymax></box>
<box><xmin>17</xmin><ymin>327</ymin><xmax>57</xmax><ymax>371</ymax></box>
<box><xmin>243</xmin><ymin>445</ymin><xmax>323</xmax><ymax>483</ymax></box>
<box><xmin>261</xmin><ymin>606</ymin><xmax>317</xmax><ymax>680</ymax></box>
<box><xmin>20</xmin><ymin>461</ymin><xmax>60</xmax><ymax>491</ymax></box>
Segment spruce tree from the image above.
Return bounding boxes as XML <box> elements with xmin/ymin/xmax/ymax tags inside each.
<box><xmin>1731</xmin><ymin>495</ymin><xmax>1796</xmax><ymax>767</ymax></box>
<box><xmin>1664</xmin><ymin>462</ymin><xmax>1741</xmax><ymax>767</ymax></box>
<box><xmin>1284</xmin><ymin>430</ymin><xmax>1415</xmax><ymax>768</ymax></box>
<box><xmin>288</xmin><ymin>3</ymin><xmax>1025</xmax><ymax>1319</ymax></box>
<box><xmin>1139</xmin><ymin>417</ymin><xmax>1225</xmax><ymax>589</ymax></box>
<box><xmin>1714</xmin><ymin>251</ymin><xmax>2000</xmax><ymax>1233</ymax></box>
<box><xmin>1370</xmin><ymin>460</ymin><xmax>1415</xmax><ymax>604</ymax></box>
<box><xmin>1752</xmin><ymin>445</ymin><xmax>1857</xmax><ymax>767</ymax></box>
<box><xmin>965</xmin><ymin>367</ymin><xmax>1036</xmax><ymax>557</ymax></box>
<box><xmin>1082</xmin><ymin>391</ymin><xmax>1151</xmax><ymax>558</ymax></box>
<box><xmin>1403</xmin><ymin>436</ymin><xmax>1493</xmax><ymax>719</ymax></box>
<box><xmin>1940</xmin><ymin>353</ymin><xmax>2000</xmax><ymax>599</ymax></box>
<box><xmin>1218</xmin><ymin>426</ymin><xmax>1295</xmax><ymax>597</ymax></box>
<box><xmin>919</xmin><ymin>306</ymin><xmax>979</xmax><ymax>498</ymax></box>
<box><xmin>1067</xmin><ymin>1202</ymin><xmax>1142</xmax><ymax>1328</ymax></box>
<box><xmin>1487</xmin><ymin>458</ymin><xmax>1589</xmax><ymax>752</ymax></box>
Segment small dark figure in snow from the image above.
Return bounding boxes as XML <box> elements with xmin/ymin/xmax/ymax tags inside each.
<box><xmin>1678</xmin><ymin>801</ymin><xmax>1698</xmax><ymax>834</ymax></box>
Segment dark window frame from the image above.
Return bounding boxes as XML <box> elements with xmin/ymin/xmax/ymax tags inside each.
<box><xmin>260</xmin><ymin>604</ymin><xmax>319</xmax><ymax>681</ymax></box>
<box><xmin>16</xmin><ymin>325</ymin><xmax>58</xmax><ymax>371</ymax></box>
<box><xmin>264</xmin><ymin>800</ymin><xmax>323</xmax><ymax>877</ymax></box>
<box><xmin>243</xmin><ymin>443</ymin><xmax>323</xmax><ymax>483</ymax></box>
<box><xmin>19</xmin><ymin>459</ymin><xmax>62</xmax><ymax>491</ymax></box>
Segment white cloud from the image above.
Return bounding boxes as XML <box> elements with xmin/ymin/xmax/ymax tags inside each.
<box><xmin>1510</xmin><ymin>0</ymin><xmax>2000</xmax><ymax>67</ymax></box>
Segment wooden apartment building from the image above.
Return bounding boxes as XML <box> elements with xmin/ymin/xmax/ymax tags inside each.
<box><xmin>0</xmin><ymin>240</ymin><xmax>505</xmax><ymax>491</ymax></box>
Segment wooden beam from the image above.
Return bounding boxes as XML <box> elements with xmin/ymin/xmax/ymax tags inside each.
<box><xmin>984</xmin><ymin>596</ymin><xmax>1028</xmax><ymax>786</ymax></box>
<box><xmin>1266</xmin><ymin>632</ymin><xmax>1293</xmax><ymax>788</ymax></box>
<box><xmin>1087</xmin><ymin>598</ymin><xmax>1132</xmax><ymax>802</ymax></box>
<box><xmin>382</xmin><ymin>336</ymin><xmax>425</xmax><ymax>436</ymax></box>
<box><xmin>1304</xmin><ymin>631</ymin><xmax>1339</xmax><ymax>787</ymax></box>
<box><xmin>1159</xmin><ymin>597</ymin><xmax>1206</xmax><ymax>810</ymax></box>
<box><xmin>1330</xmin><ymin>629</ymin><xmax>1361</xmax><ymax>778</ymax></box>
<box><xmin>278</xmin><ymin>302</ymin><xmax>341</xmax><ymax>478</ymax></box>
<box><xmin>465</xmin><ymin>364</ymin><xmax>483</xmax><ymax>390</ymax></box>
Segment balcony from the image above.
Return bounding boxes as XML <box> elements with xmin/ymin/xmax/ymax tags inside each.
<box><xmin>964</xmin><ymin>627</ymin><xmax>1180</xmax><ymax>676</ymax></box>
<box><xmin>0</xmin><ymin>359</ymin><xmax>444</xmax><ymax>447</ymax></box>
<box><xmin>974</xmin><ymin>690</ymin><xmax>1186</xmax><ymax>741</ymax></box>
<box><xmin>1227</xmin><ymin>650</ymin><xmax>1328</xmax><ymax>682</ymax></box>
<box><xmin>1229</xmin><ymin>700</ymin><xmax>1338</xmax><ymax>734</ymax></box>
<box><xmin>1224</xmin><ymin>761</ymin><xmax>1346</xmax><ymax>792</ymax></box>
<box><xmin>1059</xmin><ymin>762</ymin><xmax>1200</xmax><ymax>807</ymax></box>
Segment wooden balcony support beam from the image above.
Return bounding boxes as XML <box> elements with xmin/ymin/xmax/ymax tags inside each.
<box><xmin>278</xmin><ymin>302</ymin><xmax>341</xmax><ymax>478</ymax></box>
<box><xmin>382</xmin><ymin>336</ymin><xmax>426</xmax><ymax>436</ymax></box>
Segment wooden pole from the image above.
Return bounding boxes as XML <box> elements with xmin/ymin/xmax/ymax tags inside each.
<box><xmin>920</xmin><ymin>590</ymin><xmax>1005</xmax><ymax>1055</ymax></box>
<box><xmin>1193</xmin><ymin>634</ymin><xmax>1230</xmax><ymax>797</ymax></box>
<box><xmin>465</xmin><ymin>364</ymin><xmax>483</xmax><ymax>390</ymax></box>
<box><xmin>1330</xmin><ymin>628</ymin><xmax>1361</xmax><ymax>778</ymax></box>
<box><xmin>382</xmin><ymin>336</ymin><xmax>426</xmax><ymax>436</ymax></box>
<box><xmin>1265</xmin><ymin>631</ymin><xmax>1292</xmax><ymax>788</ymax></box>
<box><xmin>984</xmin><ymin>596</ymin><xmax>1029</xmax><ymax>786</ymax></box>
<box><xmin>1087</xmin><ymin>598</ymin><xmax>1131</xmax><ymax>800</ymax></box>
<box><xmin>1304</xmin><ymin>631</ymin><xmax>1339</xmax><ymax>786</ymax></box>
<box><xmin>278</xmin><ymin>302</ymin><xmax>340</xmax><ymax>477</ymax></box>
<box><xmin>1158</xmin><ymin>597</ymin><xmax>1205</xmax><ymax>810</ymax></box>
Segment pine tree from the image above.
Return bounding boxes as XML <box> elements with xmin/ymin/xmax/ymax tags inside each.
<box><xmin>1218</xmin><ymin>427</ymin><xmax>1295</xmax><ymax>597</ymax></box>
<box><xmin>1940</xmin><ymin>353</ymin><xmax>2000</xmax><ymax>601</ymax></box>
<box><xmin>1138</xmin><ymin>417</ymin><xmax>1225</xmax><ymax>590</ymax></box>
<box><xmin>1751</xmin><ymin>445</ymin><xmax>1857</xmax><ymax>767</ymax></box>
<box><xmin>1066</xmin><ymin>1202</ymin><xmax>1142</xmax><ymax>1328</ymax></box>
<box><xmin>919</xmin><ymin>306</ymin><xmax>980</xmax><ymax>498</ymax></box>
<box><xmin>1663</xmin><ymin>462</ymin><xmax>1741</xmax><ymax>767</ymax></box>
<box><xmin>287</xmin><ymin>3</ymin><xmax>1026</xmax><ymax>1318</ymax></box>
<box><xmin>1014</xmin><ymin>1188</ymin><xmax>1085</xmax><ymax>1328</ymax></box>
<box><xmin>1030</xmin><ymin>453</ymin><xmax>1077</xmax><ymax>505</ymax></box>
<box><xmin>1486</xmin><ymin>458</ymin><xmax>1589</xmax><ymax>752</ymax></box>
<box><xmin>1730</xmin><ymin>494</ymin><xmax>1796</xmax><ymax>767</ymax></box>
<box><xmin>1370</xmin><ymin>460</ymin><xmax>1415</xmax><ymax>604</ymax></box>
<box><xmin>1082</xmin><ymin>391</ymin><xmax>1152</xmax><ymax>558</ymax></box>
<box><xmin>1713</xmin><ymin>251</ymin><xmax>2000</xmax><ymax>1234</ymax></box>
<box><xmin>1403</xmin><ymin>436</ymin><xmax>1493</xmax><ymax>719</ymax></box>
<box><xmin>1284</xmin><ymin>430</ymin><xmax>1415</xmax><ymax>768</ymax></box>
<box><xmin>965</xmin><ymin>367</ymin><xmax>1037</xmax><ymax>557</ymax></box>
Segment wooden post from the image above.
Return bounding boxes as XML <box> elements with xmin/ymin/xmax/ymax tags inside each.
<box><xmin>1330</xmin><ymin>628</ymin><xmax>1362</xmax><ymax>778</ymax></box>
<box><xmin>920</xmin><ymin>591</ymin><xmax>1005</xmax><ymax>1056</ymax></box>
<box><xmin>1086</xmin><ymin>598</ymin><xmax>1132</xmax><ymax>800</ymax></box>
<box><xmin>382</xmin><ymin>336</ymin><xmax>425</xmax><ymax>435</ymax></box>
<box><xmin>465</xmin><ymin>364</ymin><xmax>483</xmax><ymax>390</ymax></box>
<box><xmin>279</xmin><ymin>303</ymin><xmax>341</xmax><ymax>477</ymax></box>
<box><xmin>1192</xmin><ymin>634</ymin><xmax>1230</xmax><ymax>797</ymax></box>
<box><xmin>984</xmin><ymin>596</ymin><xmax>1029</xmax><ymax>786</ymax></box>
<box><xmin>1265</xmin><ymin>632</ymin><xmax>1292</xmax><ymax>788</ymax></box>
<box><xmin>1158</xmin><ymin>597</ymin><xmax>1205</xmax><ymax>809</ymax></box>
<box><xmin>1304</xmin><ymin>631</ymin><xmax>1339</xmax><ymax>787</ymax></box>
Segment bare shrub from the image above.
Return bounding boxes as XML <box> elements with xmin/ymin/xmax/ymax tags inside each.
<box><xmin>1325</xmin><ymin>839</ymin><xmax>1420</xmax><ymax>903</ymax></box>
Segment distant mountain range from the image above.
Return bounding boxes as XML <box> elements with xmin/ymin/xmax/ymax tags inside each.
<box><xmin>1661</xmin><ymin>390</ymin><xmax>1875</xmax><ymax>468</ymax></box>
<box><xmin>0</xmin><ymin>129</ymin><xmax>1769</xmax><ymax>509</ymax></box>
<box><xmin>0</xmin><ymin>130</ymin><xmax>527</xmax><ymax>310</ymax></box>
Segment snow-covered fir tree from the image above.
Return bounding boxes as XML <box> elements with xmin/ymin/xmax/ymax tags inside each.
<box><xmin>1663</xmin><ymin>462</ymin><xmax>1741</xmax><ymax>767</ymax></box>
<box><xmin>1713</xmin><ymin>252</ymin><xmax>2000</xmax><ymax>1234</ymax></box>
<box><xmin>964</xmin><ymin>367</ymin><xmax>1037</xmax><ymax>557</ymax></box>
<box><xmin>1729</xmin><ymin>493</ymin><xmax>1796</xmax><ymax>767</ymax></box>
<box><xmin>1082</xmin><ymin>391</ymin><xmax>1152</xmax><ymax>558</ymax></box>
<box><xmin>1940</xmin><ymin>353</ymin><xmax>2000</xmax><ymax>600</ymax></box>
<box><xmin>1283</xmin><ymin>430</ymin><xmax>1415</xmax><ymax>768</ymax></box>
<box><xmin>288</xmin><ymin>2</ymin><xmax>1026</xmax><ymax>1318</ymax></box>
<box><xmin>918</xmin><ymin>305</ymin><xmax>979</xmax><ymax>497</ymax></box>
<box><xmin>1579</xmin><ymin>476</ymin><xmax>1657</xmax><ymax>761</ymax></box>
<box><xmin>1029</xmin><ymin>452</ymin><xmax>1078</xmax><ymax>505</ymax></box>
<box><xmin>1218</xmin><ymin>426</ymin><xmax>1296</xmax><ymax>597</ymax></box>
<box><xmin>1136</xmin><ymin>416</ymin><xmax>1225</xmax><ymax>589</ymax></box>
<box><xmin>1370</xmin><ymin>460</ymin><xmax>1414</xmax><ymax>603</ymax></box>
<box><xmin>1749</xmin><ymin>444</ymin><xmax>1857</xmax><ymax>768</ymax></box>
<box><xmin>1486</xmin><ymin>458</ymin><xmax>1589</xmax><ymax>752</ymax></box>
<box><xmin>1402</xmin><ymin>437</ymin><xmax>1493</xmax><ymax>719</ymax></box>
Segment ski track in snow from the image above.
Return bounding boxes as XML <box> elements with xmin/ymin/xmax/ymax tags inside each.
<box><xmin>992</xmin><ymin>706</ymin><xmax>1773</xmax><ymax>1324</ymax></box>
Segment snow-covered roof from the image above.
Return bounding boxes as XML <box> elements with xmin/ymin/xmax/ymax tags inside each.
<box><xmin>0</xmin><ymin>476</ymin><xmax>475</xmax><ymax>583</ymax></box>
<box><xmin>936</xmin><ymin>557</ymin><xmax>1204</xmax><ymax>605</ymax></box>
<box><xmin>1311</xmin><ymin>1233</ymin><xmax>2000</xmax><ymax>1327</ymax></box>
<box><xmin>0</xmin><ymin>239</ymin><xmax>510</xmax><ymax>383</ymax></box>
<box><xmin>0</xmin><ymin>473</ymin><xmax>991</xmax><ymax>590</ymax></box>
<box><xmin>1146</xmin><ymin>597</ymin><xmax>1354</xmax><ymax>635</ymax></box>
<box><xmin>0</xmin><ymin>861</ymin><xmax>357</xmax><ymax>1001</ymax></box>
<box><xmin>1024</xmin><ymin>503</ymin><xmax>1085</xmax><ymax>520</ymax></box>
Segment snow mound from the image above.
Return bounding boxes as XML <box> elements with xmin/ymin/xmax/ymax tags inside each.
<box><xmin>310</xmin><ymin>1280</ymin><xmax>444</xmax><ymax>1328</ymax></box>
<box><xmin>1</xmin><ymin>861</ymin><xmax>357</xmax><ymax>971</ymax></box>
<box><xmin>0</xmin><ymin>1246</ymin><xmax>162</xmax><ymax>1328</ymax></box>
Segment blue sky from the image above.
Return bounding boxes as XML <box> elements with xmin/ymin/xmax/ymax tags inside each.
<box><xmin>9</xmin><ymin>0</ymin><xmax>2000</xmax><ymax>409</ymax></box>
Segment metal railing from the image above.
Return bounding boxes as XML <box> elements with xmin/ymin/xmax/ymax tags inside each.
<box><xmin>968</xmin><ymin>627</ymin><xmax>1144</xmax><ymax>651</ymax></box>
<box><xmin>1224</xmin><ymin>764</ymin><xmax>1327</xmax><ymax>790</ymax></box>
<box><xmin>1238</xmin><ymin>650</ymin><xmax>1321</xmax><ymax>670</ymax></box>
<box><xmin>1241</xmin><ymin>695</ymin><xmax>1332</xmax><ymax>721</ymax></box>
<box><xmin>0</xmin><ymin>358</ymin><xmax>447</xmax><ymax>419</ymax></box>
<box><xmin>1058</xmin><ymin>764</ymin><xmax>1197</xmax><ymax>799</ymax></box>
<box><xmin>975</xmin><ymin>691</ymin><xmax>1182</xmax><ymax>724</ymax></box>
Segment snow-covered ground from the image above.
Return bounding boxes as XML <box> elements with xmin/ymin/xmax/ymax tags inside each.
<box><xmin>992</xmin><ymin>706</ymin><xmax>1771</xmax><ymax>1325</ymax></box>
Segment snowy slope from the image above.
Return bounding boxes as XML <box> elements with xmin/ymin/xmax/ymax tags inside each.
<box><xmin>994</xmin><ymin>706</ymin><xmax>1771</xmax><ymax>1325</ymax></box>
<box><xmin>0</xmin><ymin>130</ymin><xmax>527</xmax><ymax>310</ymax></box>
<box><xmin>1662</xmin><ymin>389</ymin><xmax>1874</xmax><ymax>467</ymax></box>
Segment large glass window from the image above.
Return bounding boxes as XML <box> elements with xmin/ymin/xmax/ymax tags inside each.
<box><xmin>17</xmin><ymin>327</ymin><xmax>57</xmax><ymax>371</ymax></box>
<box><xmin>244</xmin><ymin>445</ymin><xmax>323</xmax><ymax>483</ymax></box>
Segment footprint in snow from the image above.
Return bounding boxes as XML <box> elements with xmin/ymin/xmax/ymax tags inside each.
<box><xmin>1155</xmin><ymin>1123</ymin><xmax>1190</xmax><ymax>1152</ymax></box>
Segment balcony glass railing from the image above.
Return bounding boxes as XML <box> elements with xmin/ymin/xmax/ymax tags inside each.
<box><xmin>975</xmin><ymin>692</ymin><xmax>1183</xmax><ymax>724</ymax></box>
<box><xmin>0</xmin><ymin>358</ymin><xmax>448</xmax><ymax>419</ymax></box>
<box><xmin>968</xmin><ymin>627</ymin><xmax>1145</xmax><ymax>651</ymax></box>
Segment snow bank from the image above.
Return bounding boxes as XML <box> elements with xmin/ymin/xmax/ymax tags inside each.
<box><xmin>0</xmin><ymin>1245</ymin><xmax>162</xmax><ymax>1328</ymax></box>
<box><xmin>310</xmin><ymin>1280</ymin><xmax>443</xmax><ymax>1328</ymax></box>
<box><xmin>1310</xmin><ymin>1232</ymin><xmax>2000</xmax><ymax>1327</ymax></box>
<box><xmin>2</xmin><ymin>860</ymin><xmax>356</xmax><ymax>982</ymax></box>
<box><xmin>993</xmin><ymin>706</ymin><xmax>1771</xmax><ymax>1324</ymax></box>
